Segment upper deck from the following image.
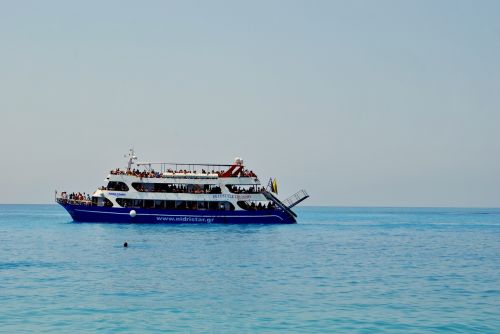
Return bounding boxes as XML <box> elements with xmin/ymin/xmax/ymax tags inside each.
<box><xmin>108</xmin><ymin>156</ymin><xmax>260</xmax><ymax>185</ymax></box>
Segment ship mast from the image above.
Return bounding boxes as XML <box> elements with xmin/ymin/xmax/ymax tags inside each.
<box><xmin>125</xmin><ymin>148</ymin><xmax>138</xmax><ymax>171</ymax></box>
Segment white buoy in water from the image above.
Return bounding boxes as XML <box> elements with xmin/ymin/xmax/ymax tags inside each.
<box><xmin>129</xmin><ymin>210</ymin><xmax>137</xmax><ymax>218</ymax></box>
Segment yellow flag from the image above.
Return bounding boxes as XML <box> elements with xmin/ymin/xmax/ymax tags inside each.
<box><xmin>272</xmin><ymin>178</ymin><xmax>278</xmax><ymax>194</ymax></box>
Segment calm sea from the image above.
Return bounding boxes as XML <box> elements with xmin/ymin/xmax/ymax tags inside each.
<box><xmin>0</xmin><ymin>205</ymin><xmax>499</xmax><ymax>333</ymax></box>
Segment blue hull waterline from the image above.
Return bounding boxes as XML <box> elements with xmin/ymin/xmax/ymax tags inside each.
<box><xmin>60</xmin><ymin>203</ymin><xmax>296</xmax><ymax>224</ymax></box>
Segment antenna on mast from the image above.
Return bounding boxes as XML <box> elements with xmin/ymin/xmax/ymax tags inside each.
<box><xmin>125</xmin><ymin>148</ymin><xmax>138</xmax><ymax>171</ymax></box>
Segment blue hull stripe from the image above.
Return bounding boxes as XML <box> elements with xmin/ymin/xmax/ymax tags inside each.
<box><xmin>74</xmin><ymin>209</ymin><xmax>284</xmax><ymax>221</ymax></box>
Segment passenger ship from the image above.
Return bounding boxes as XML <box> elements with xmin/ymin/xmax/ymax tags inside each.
<box><xmin>56</xmin><ymin>150</ymin><xmax>309</xmax><ymax>224</ymax></box>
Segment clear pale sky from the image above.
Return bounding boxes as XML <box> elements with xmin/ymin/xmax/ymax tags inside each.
<box><xmin>1</xmin><ymin>1</ymin><xmax>499</xmax><ymax>206</ymax></box>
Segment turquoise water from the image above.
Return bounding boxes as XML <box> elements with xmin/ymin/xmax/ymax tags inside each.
<box><xmin>1</xmin><ymin>205</ymin><xmax>499</xmax><ymax>333</ymax></box>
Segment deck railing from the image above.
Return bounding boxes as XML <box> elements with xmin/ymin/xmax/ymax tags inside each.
<box><xmin>56</xmin><ymin>198</ymin><xmax>92</xmax><ymax>206</ymax></box>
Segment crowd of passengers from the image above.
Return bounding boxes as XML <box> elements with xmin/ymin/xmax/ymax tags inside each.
<box><xmin>110</xmin><ymin>168</ymin><xmax>257</xmax><ymax>178</ymax></box>
<box><xmin>59</xmin><ymin>192</ymin><xmax>91</xmax><ymax>202</ymax></box>
<box><xmin>227</xmin><ymin>185</ymin><xmax>265</xmax><ymax>194</ymax></box>
<box><xmin>133</xmin><ymin>184</ymin><xmax>222</xmax><ymax>194</ymax></box>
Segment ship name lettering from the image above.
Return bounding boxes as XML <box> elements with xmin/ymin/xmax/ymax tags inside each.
<box><xmin>108</xmin><ymin>192</ymin><xmax>126</xmax><ymax>197</ymax></box>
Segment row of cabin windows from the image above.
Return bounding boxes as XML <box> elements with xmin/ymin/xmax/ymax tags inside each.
<box><xmin>106</xmin><ymin>181</ymin><xmax>266</xmax><ymax>195</ymax></box>
<box><xmin>115</xmin><ymin>198</ymin><xmax>235</xmax><ymax>211</ymax></box>
<box><xmin>106</xmin><ymin>182</ymin><xmax>262</xmax><ymax>195</ymax></box>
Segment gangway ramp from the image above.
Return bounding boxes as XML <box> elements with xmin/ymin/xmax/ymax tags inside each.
<box><xmin>282</xmin><ymin>189</ymin><xmax>309</xmax><ymax>209</ymax></box>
